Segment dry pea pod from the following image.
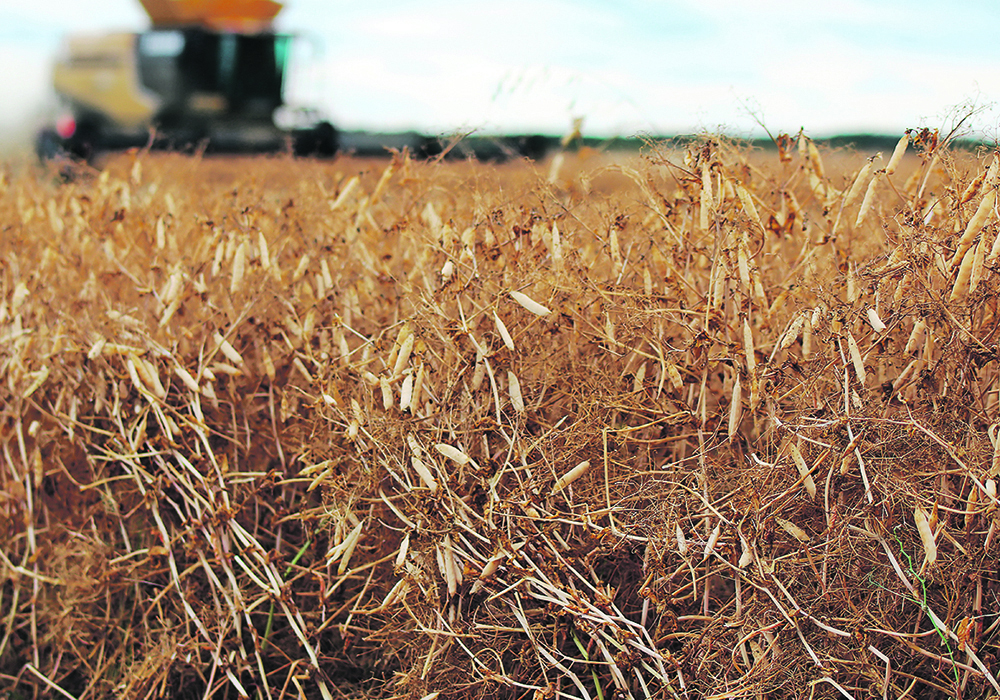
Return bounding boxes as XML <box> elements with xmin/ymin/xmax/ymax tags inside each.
<box><xmin>885</xmin><ymin>132</ymin><xmax>909</xmax><ymax>175</ymax></box>
<box><xmin>728</xmin><ymin>374</ymin><xmax>742</xmax><ymax>439</ymax></box>
<box><xmin>855</xmin><ymin>172</ymin><xmax>881</xmax><ymax>227</ymax></box>
<box><xmin>950</xmin><ymin>244</ymin><xmax>977</xmax><ymax>302</ymax></box>
<box><xmin>776</xmin><ymin>517</ymin><xmax>810</xmax><ymax>543</ymax></box>
<box><xmin>788</xmin><ymin>442</ymin><xmax>817</xmax><ymax>499</ymax></box>
<box><xmin>508</xmin><ymin>371</ymin><xmax>526</xmax><ymax>413</ymax></box>
<box><xmin>494</xmin><ymin>311</ymin><xmax>515</xmax><ymax>351</ymax></box>
<box><xmin>914</xmin><ymin>506</ymin><xmax>937</xmax><ymax>565</ymax></box>
<box><xmin>551</xmin><ymin>460</ymin><xmax>591</xmax><ymax>495</ymax></box>
<box><xmin>845</xmin><ymin>331</ymin><xmax>866</xmax><ymax>386</ymax></box>
<box><xmin>844</xmin><ymin>157</ymin><xmax>877</xmax><ymax>207</ymax></box>
<box><xmin>951</xmin><ymin>189</ymin><xmax>996</xmax><ymax>269</ymax></box>
<box><xmin>743</xmin><ymin>318</ymin><xmax>756</xmax><ymax>375</ymax></box>
<box><xmin>510</xmin><ymin>290</ymin><xmax>552</xmax><ymax>316</ymax></box>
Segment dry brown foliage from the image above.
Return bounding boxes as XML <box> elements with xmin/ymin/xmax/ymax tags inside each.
<box><xmin>2</xmin><ymin>133</ymin><xmax>1000</xmax><ymax>700</ymax></box>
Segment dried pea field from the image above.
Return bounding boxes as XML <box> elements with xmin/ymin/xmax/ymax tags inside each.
<box><xmin>2</xmin><ymin>134</ymin><xmax>1000</xmax><ymax>700</ymax></box>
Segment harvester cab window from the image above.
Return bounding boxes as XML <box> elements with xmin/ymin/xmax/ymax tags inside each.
<box><xmin>138</xmin><ymin>29</ymin><xmax>287</xmax><ymax>121</ymax></box>
<box><xmin>137</xmin><ymin>30</ymin><xmax>187</xmax><ymax>104</ymax></box>
<box><xmin>228</xmin><ymin>34</ymin><xmax>286</xmax><ymax>116</ymax></box>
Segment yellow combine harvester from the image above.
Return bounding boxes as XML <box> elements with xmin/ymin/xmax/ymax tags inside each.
<box><xmin>37</xmin><ymin>0</ymin><xmax>337</xmax><ymax>160</ymax></box>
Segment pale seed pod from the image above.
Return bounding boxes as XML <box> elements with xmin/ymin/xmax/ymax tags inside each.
<box><xmin>399</xmin><ymin>372</ymin><xmax>414</xmax><ymax>411</ymax></box>
<box><xmin>904</xmin><ymin>319</ymin><xmax>927</xmax><ymax>355</ymax></box>
<box><xmin>393</xmin><ymin>333</ymin><xmax>414</xmax><ymax>378</ymax></box>
<box><xmin>699</xmin><ymin>169</ymin><xmax>712</xmax><ymax>231</ymax></box>
<box><xmin>471</xmin><ymin>356</ymin><xmax>486</xmax><ymax>391</ymax></box>
<box><xmin>410</xmin><ymin>363</ymin><xmax>425</xmax><ymax>414</ymax></box>
<box><xmin>952</xmin><ymin>189</ymin><xmax>996</xmax><ymax>268</ymax></box>
<box><xmin>867</xmin><ymin>308</ymin><xmax>887</xmax><ymax>333</ymax></box>
<box><xmin>159</xmin><ymin>296</ymin><xmax>182</xmax><ymax>328</ymax></box>
<box><xmin>992</xmin><ymin>431</ymin><xmax>1000</xmax><ymax>477</ymax></box>
<box><xmin>737</xmin><ymin>238</ymin><xmax>751</xmax><ymax>291</ymax></box>
<box><xmin>738</xmin><ymin>532</ymin><xmax>753</xmax><ymax>568</ymax></box>
<box><xmin>711</xmin><ymin>262</ymin><xmax>727</xmax><ymax>310</ymax></box>
<box><xmin>214</xmin><ymin>331</ymin><xmax>245</xmax><ymax>367</ymax></box>
<box><xmin>806</xmin><ymin>139</ymin><xmax>825</xmax><ymax>178</ymax></box>
<box><xmin>155</xmin><ymin>217</ymin><xmax>166</xmax><ymax>249</ymax></box>
<box><xmin>665</xmin><ymin>362</ymin><xmax>684</xmax><ymax>392</ymax></box>
<box><xmin>844</xmin><ymin>159</ymin><xmax>875</xmax><ymax>207</ymax></box>
<box><xmin>320</xmin><ymin>258</ymin><xmax>334</xmax><ymax>292</ymax></box>
<box><xmin>126</xmin><ymin>354</ymin><xmax>151</xmax><ymax>397</ymax></box>
<box><xmin>789</xmin><ymin>442</ymin><xmax>817</xmax><ymax>499</ymax></box>
<box><xmin>88</xmin><ymin>337</ymin><xmax>107</xmax><ymax>361</ymax></box>
<box><xmin>443</xmin><ymin>534</ymin><xmax>459</xmax><ymax>597</ymax></box>
<box><xmin>676</xmin><ymin>524</ymin><xmax>688</xmax><ymax>556</ymax></box>
<box><xmin>510</xmin><ymin>290</ymin><xmax>552</xmax><ymax>316</ymax></box>
<box><xmin>551</xmin><ymin>223</ymin><xmax>563</xmax><ymax>270</ymax></box>
<box><xmin>961</xmin><ymin>171</ymin><xmax>986</xmax><ymax>205</ymax></box>
<box><xmin>494</xmin><ymin>312</ymin><xmax>515</xmax><ymax>351</ymax></box>
<box><xmin>893</xmin><ymin>271</ymin><xmax>912</xmax><ymax>305</ymax></box>
<box><xmin>552</xmin><ymin>460</ymin><xmax>591</xmax><ymax>494</ymax></box>
<box><xmin>256</xmin><ymin>230</ymin><xmax>270</xmax><ymax>269</ymax></box>
<box><xmin>435</xmin><ymin>443</ymin><xmax>472</xmax><ymax>466</ymax></box>
<box><xmin>885</xmin><ymin>133</ymin><xmax>909</xmax><ymax>175</ymax></box>
<box><xmin>331</xmin><ymin>175</ymin><xmax>359</xmax><ymax>210</ymax></box>
<box><xmin>750</xmin><ymin>267</ymin><xmax>768</xmax><ymax>309</ymax></box>
<box><xmin>891</xmin><ymin>359</ymin><xmax>919</xmax><ymax>394</ymax></box>
<box><xmin>801</xmin><ymin>314</ymin><xmax>813</xmax><ymax>358</ymax></box>
<box><xmin>140</xmin><ymin>357</ymin><xmax>166</xmax><ymax>399</ymax></box>
<box><xmin>411</xmin><ymin>457</ymin><xmax>439</xmax><ymax>492</ymax></box>
<box><xmin>609</xmin><ymin>227</ymin><xmax>622</xmax><ymax>270</ymax></box>
<box><xmin>174</xmin><ymin>364</ymin><xmax>200</xmax><ymax>392</ymax></box>
<box><xmin>845</xmin><ymin>331</ymin><xmax>866</xmax><ymax>386</ymax></box>
<box><xmin>950</xmin><ymin>244</ymin><xmax>977</xmax><ymax>302</ymax></box>
<box><xmin>987</xmin><ymin>153</ymin><xmax>1000</xmax><ymax>188</ymax></box>
<box><xmin>703</xmin><ymin>522</ymin><xmax>722</xmax><ymax>561</ymax></box>
<box><xmin>743</xmin><ymin>318</ymin><xmax>756</xmax><ymax>375</ymax></box>
<box><xmin>478</xmin><ymin>552</ymin><xmax>504</xmax><ymax>581</ymax></box>
<box><xmin>965</xmin><ymin>486</ymin><xmax>979</xmax><ymax>531</ymax></box>
<box><xmin>380</xmin><ymin>578</ymin><xmax>408</xmax><ymax>610</ymax></box>
<box><xmin>380</xmin><ymin>375</ymin><xmax>393</xmax><ymax>410</ymax></box>
<box><xmin>633</xmin><ymin>362</ymin><xmax>647</xmax><ymax>394</ymax></box>
<box><xmin>969</xmin><ymin>231</ymin><xmax>988</xmax><ymax>296</ymax></box>
<box><xmin>338</xmin><ymin>521</ymin><xmax>364</xmax><ymax>576</ymax></box>
<box><xmin>728</xmin><ymin>374</ymin><xmax>743</xmax><ymax>439</ymax></box>
<box><xmin>395</xmin><ymin>532</ymin><xmax>410</xmax><ymax>568</ymax></box>
<box><xmin>779</xmin><ymin>313</ymin><xmax>807</xmax><ymax>351</ymax></box>
<box><xmin>440</xmin><ymin>259</ymin><xmax>455</xmax><ymax>280</ymax></box>
<box><xmin>736</xmin><ymin>183</ymin><xmax>764</xmax><ymax>233</ymax></box>
<box><xmin>855</xmin><ymin>172</ymin><xmax>881</xmax><ymax>227</ymax></box>
<box><xmin>914</xmin><ymin>506</ymin><xmax>937</xmax><ymax>565</ymax></box>
<box><xmin>230</xmin><ymin>240</ymin><xmax>246</xmax><ymax>294</ymax></box>
<box><xmin>986</xmin><ymin>228</ymin><xmax>1000</xmax><ymax>267</ymax></box>
<box><xmin>776</xmin><ymin>517</ymin><xmax>810</xmax><ymax>543</ymax></box>
<box><xmin>508</xmin><ymin>370</ymin><xmax>525</xmax><ymax>413</ymax></box>
<box><xmin>840</xmin><ymin>450</ymin><xmax>854</xmax><ymax>476</ymax></box>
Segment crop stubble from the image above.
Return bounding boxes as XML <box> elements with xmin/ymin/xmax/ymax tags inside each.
<box><xmin>1</xmin><ymin>134</ymin><xmax>999</xmax><ymax>699</ymax></box>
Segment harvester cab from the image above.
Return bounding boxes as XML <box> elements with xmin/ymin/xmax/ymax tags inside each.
<box><xmin>36</xmin><ymin>0</ymin><xmax>337</xmax><ymax>161</ymax></box>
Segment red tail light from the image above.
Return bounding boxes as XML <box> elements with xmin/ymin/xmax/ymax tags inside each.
<box><xmin>56</xmin><ymin>115</ymin><xmax>76</xmax><ymax>139</ymax></box>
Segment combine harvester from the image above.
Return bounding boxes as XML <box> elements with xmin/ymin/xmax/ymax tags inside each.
<box><xmin>36</xmin><ymin>0</ymin><xmax>338</xmax><ymax>160</ymax></box>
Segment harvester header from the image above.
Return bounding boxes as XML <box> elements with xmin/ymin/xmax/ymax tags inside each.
<box><xmin>139</xmin><ymin>0</ymin><xmax>283</xmax><ymax>32</ymax></box>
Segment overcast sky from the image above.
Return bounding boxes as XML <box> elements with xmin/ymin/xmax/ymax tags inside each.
<box><xmin>3</xmin><ymin>0</ymin><xmax>1000</xmax><ymax>150</ymax></box>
